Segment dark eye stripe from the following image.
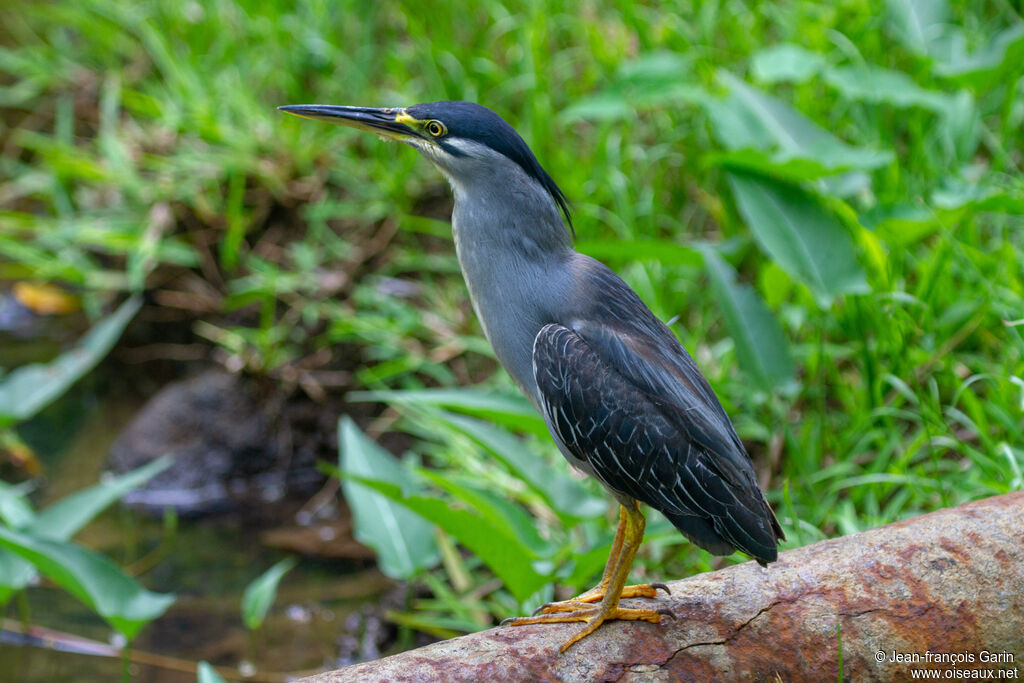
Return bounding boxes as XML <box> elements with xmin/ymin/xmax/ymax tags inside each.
<box><xmin>405</xmin><ymin>101</ymin><xmax>571</xmax><ymax>232</ymax></box>
<box><xmin>436</xmin><ymin>138</ymin><xmax>465</xmax><ymax>157</ymax></box>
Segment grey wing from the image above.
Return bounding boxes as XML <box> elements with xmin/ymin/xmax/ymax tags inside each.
<box><xmin>533</xmin><ymin>323</ymin><xmax>782</xmax><ymax>564</ymax></box>
<box><xmin>572</xmin><ymin>257</ymin><xmax>785</xmax><ymax>519</ymax></box>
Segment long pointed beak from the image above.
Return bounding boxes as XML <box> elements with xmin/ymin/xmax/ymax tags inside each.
<box><xmin>278</xmin><ymin>104</ymin><xmax>419</xmax><ymax>141</ymax></box>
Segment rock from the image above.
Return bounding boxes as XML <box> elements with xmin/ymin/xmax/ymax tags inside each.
<box><xmin>108</xmin><ymin>370</ymin><xmax>320</xmax><ymax>515</ymax></box>
<box><xmin>299</xmin><ymin>491</ymin><xmax>1024</xmax><ymax>682</ymax></box>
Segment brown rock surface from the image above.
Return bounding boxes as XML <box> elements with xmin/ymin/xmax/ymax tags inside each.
<box><xmin>301</xmin><ymin>491</ymin><xmax>1024</xmax><ymax>682</ymax></box>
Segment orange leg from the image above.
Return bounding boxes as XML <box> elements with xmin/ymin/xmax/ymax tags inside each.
<box><xmin>530</xmin><ymin>506</ymin><xmax>668</xmax><ymax>615</ymax></box>
<box><xmin>503</xmin><ymin>503</ymin><xmax>670</xmax><ymax>652</ymax></box>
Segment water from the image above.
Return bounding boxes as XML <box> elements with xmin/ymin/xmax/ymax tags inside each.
<box><xmin>0</xmin><ymin>367</ymin><xmax>396</xmax><ymax>681</ymax></box>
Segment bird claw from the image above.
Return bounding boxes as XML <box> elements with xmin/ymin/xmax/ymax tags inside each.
<box><xmin>529</xmin><ymin>582</ymin><xmax>670</xmax><ymax>617</ymax></box>
<box><xmin>657</xmin><ymin>607</ymin><xmax>676</xmax><ymax>621</ymax></box>
<box><xmin>503</xmin><ymin>603</ymin><xmax>671</xmax><ymax>651</ymax></box>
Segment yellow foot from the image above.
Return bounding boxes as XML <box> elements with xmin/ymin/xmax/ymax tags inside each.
<box><xmin>530</xmin><ymin>582</ymin><xmax>670</xmax><ymax>616</ymax></box>
<box><xmin>502</xmin><ymin>603</ymin><xmax>673</xmax><ymax>652</ymax></box>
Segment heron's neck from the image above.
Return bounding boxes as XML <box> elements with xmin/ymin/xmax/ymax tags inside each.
<box><xmin>447</xmin><ymin>172</ymin><xmax>573</xmax><ymax>403</ymax></box>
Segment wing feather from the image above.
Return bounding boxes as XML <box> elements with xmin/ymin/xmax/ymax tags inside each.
<box><xmin>533</xmin><ymin>320</ymin><xmax>783</xmax><ymax>563</ymax></box>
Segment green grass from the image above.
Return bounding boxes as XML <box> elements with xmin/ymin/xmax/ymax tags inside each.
<box><xmin>2</xmin><ymin>0</ymin><xmax>1023</xmax><ymax>657</ymax></box>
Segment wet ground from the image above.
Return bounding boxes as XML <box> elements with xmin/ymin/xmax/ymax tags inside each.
<box><xmin>0</xmin><ymin>351</ymin><xmax>402</xmax><ymax>681</ymax></box>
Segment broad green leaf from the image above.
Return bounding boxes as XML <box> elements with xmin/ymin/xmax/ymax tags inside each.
<box><xmin>430</xmin><ymin>410</ymin><xmax>605</xmax><ymax>520</ymax></box>
<box><xmin>727</xmin><ymin>171</ymin><xmax>869</xmax><ymax>305</ymax></box>
<box><xmin>823</xmin><ymin>65</ymin><xmax>949</xmax><ymax>112</ymax></box>
<box><xmin>860</xmin><ymin>204</ymin><xmax>941</xmax><ymax>246</ymax></box>
<box><xmin>386</xmin><ymin>607</ymin><xmax>482</xmax><ymax>639</ymax></box>
<box><xmin>337</xmin><ymin>417</ymin><xmax>439</xmax><ymax>579</ymax></box>
<box><xmin>32</xmin><ymin>455</ymin><xmax>173</xmax><ymax>540</ymax></box>
<box><xmin>560</xmin><ymin>94</ymin><xmax>633</xmax><ymax>123</ymax></box>
<box><xmin>419</xmin><ymin>470</ymin><xmax>552</xmax><ymax>557</ymax></box>
<box><xmin>865</xmin><ymin>178</ymin><xmax>1024</xmax><ymax>247</ymax></box>
<box><xmin>885</xmin><ymin>0</ymin><xmax>951</xmax><ymax>57</ymax></box>
<box><xmin>883</xmin><ymin>174</ymin><xmax>1023</xmax><ymax>241</ymax></box>
<box><xmin>0</xmin><ymin>530</ymin><xmax>36</xmax><ymax>606</ymax></box>
<box><xmin>348</xmin><ymin>476</ymin><xmax>549</xmax><ymax>603</ymax></box>
<box><xmin>701</xmin><ymin>248</ymin><xmax>795</xmax><ymax>391</ymax></box>
<box><xmin>0</xmin><ymin>296</ymin><xmax>141</xmax><ymax>424</ymax></box>
<box><xmin>560</xmin><ymin>51</ymin><xmax>710</xmax><ymax>122</ymax></box>
<box><xmin>197</xmin><ymin>662</ymin><xmax>229</xmax><ymax>683</ymax></box>
<box><xmin>0</xmin><ymin>481</ymin><xmax>36</xmax><ymax>529</ymax></box>
<box><xmin>615</xmin><ymin>51</ymin><xmax>693</xmax><ymax>82</ymax></box>
<box><xmin>818</xmin><ymin>172</ymin><xmax>873</xmax><ymax>200</ymax></box>
<box><xmin>705</xmin><ymin>150</ymin><xmax>863</xmax><ymax>185</ymax></box>
<box><xmin>563</xmin><ymin>540</ymin><xmax>615</xmax><ymax>591</ymax></box>
<box><xmin>758</xmin><ymin>260</ymin><xmax>795</xmax><ymax>309</ymax></box>
<box><xmin>0</xmin><ymin>527</ymin><xmax>174</xmax><ymax>640</ymax></box>
<box><xmin>0</xmin><ymin>456</ymin><xmax>173</xmax><ymax>605</ymax></box>
<box><xmin>242</xmin><ymin>557</ymin><xmax>297</xmax><ymax>630</ymax></box>
<box><xmin>0</xmin><ymin>549</ymin><xmax>34</xmax><ymax>606</ymax></box>
<box><xmin>933</xmin><ymin>24</ymin><xmax>1024</xmax><ymax>87</ymax></box>
<box><xmin>751</xmin><ymin>44</ymin><xmax>826</xmax><ymax>84</ymax></box>
<box><xmin>348</xmin><ymin>388</ymin><xmax>547</xmax><ymax>437</ymax></box>
<box><xmin>705</xmin><ymin>73</ymin><xmax>893</xmax><ymax>180</ymax></box>
<box><xmin>931</xmin><ymin>180</ymin><xmax>1024</xmax><ymax>214</ymax></box>
<box><xmin>939</xmin><ymin>90</ymin><xmax>982</xmax><ymax>161</ymax></box>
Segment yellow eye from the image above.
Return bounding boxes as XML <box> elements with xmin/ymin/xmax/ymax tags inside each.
<box><xmin>425</xmin><ymin>120</ymin><xmax>447</xmax><ymax>137</ymax></box>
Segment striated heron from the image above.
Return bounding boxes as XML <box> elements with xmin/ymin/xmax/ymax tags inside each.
<box><xmin>279</xmin><ymin>101</ymin><xmax>784</xmax><ymax>652</ymax></box>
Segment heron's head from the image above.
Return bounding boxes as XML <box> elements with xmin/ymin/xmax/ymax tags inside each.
<box><xmin>278</xmin><ymin>100</ymin><xmax>570</xmax><ymax>229</ymax></box>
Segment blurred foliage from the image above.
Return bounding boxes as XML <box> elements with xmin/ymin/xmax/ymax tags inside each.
<box><xmin>197</xmin><ymin>662</ymin><xmax>229</xmax><ymax>683</ymax></box>
<box><xmin>241</xmin><ymin>556</ymin><xmax>297</xmax><ymax>630</ymax></box>
<box><xmin>0</xmin><ymin>295</ymin><xmax>139</xmax><ymax>473</ymax></box>
<box><xmin>0</xmin><ymin>457</ymin><xmax>174</xmax><ymax>640</ymax></box>
<box><xmin>0</xmin><ymin>296</ymin><xmax>139</xmax><ymax>426</ymax></box>
<box><xmin>337</xmin><ymin>416</ymin><xmax>439</xmax><ymax>579</ymax></box>
<box><xmin>1</xmin><ymin>0</ymin><xmax>1023</xmax><ymax>658</ymax></box>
